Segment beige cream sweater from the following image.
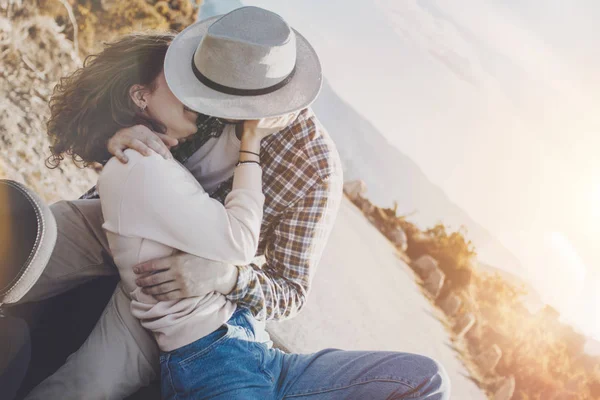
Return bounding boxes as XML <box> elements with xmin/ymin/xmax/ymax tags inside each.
<box><xmin>98</xmin><ymin>149</ymin><xmax>264</xmax><ymax>351</ymax></box>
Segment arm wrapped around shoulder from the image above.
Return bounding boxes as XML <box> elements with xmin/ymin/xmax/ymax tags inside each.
<box><xmin>99</xmin><ymin>150</ymin><xmax>265</xmax><ymax>264</ymax></box>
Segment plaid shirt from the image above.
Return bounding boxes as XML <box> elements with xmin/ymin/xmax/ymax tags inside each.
<box><xmin>81</xmin><ymin>108</ymin><xmax>343</xmax><ymax>321</ymax></box>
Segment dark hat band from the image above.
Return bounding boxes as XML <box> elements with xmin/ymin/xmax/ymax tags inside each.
<box><xmin>191</xmin><ymin>59</ymin><xmax>296</xmax><ymax>97</ymax></box>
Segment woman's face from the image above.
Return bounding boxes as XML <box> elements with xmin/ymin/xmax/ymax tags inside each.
<box><xmin>142</xmin><ymin>71</ymin><xmax>198</xmax><ymax>140</ymax></box>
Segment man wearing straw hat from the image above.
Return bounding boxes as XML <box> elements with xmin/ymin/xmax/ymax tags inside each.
<box><xmin>3</xmin><ymin>7</ymin><xmax>449</xmax><ymax>399</ymax></box>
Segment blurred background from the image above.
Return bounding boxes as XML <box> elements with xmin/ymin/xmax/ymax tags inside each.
<box><xmin>1</xmin><ymin>0</ymin><xmax>598</xmax><ymax>398</ymax></box>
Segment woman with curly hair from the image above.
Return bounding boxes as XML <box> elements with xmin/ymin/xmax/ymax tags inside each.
<box><xmin>46</xmin><ymin>32</ymin><xmax>183</xmax><ymax>168</ymax></box>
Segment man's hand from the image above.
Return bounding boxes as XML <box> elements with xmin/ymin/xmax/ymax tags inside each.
<box><xmin>107</xmin><ymin>125</ymin><xmax>179</xmax><ymax>163</ymax></box>
<box><xmin>133</xmin><ymin>253</ymin><xmax>239</xmax><ymax>301</ymax></box>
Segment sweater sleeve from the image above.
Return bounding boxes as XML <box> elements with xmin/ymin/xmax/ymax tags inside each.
<box><xmin>100</xmin><ymin>151</ymin><xmax>264</xmax><ymax>265</ymax></box>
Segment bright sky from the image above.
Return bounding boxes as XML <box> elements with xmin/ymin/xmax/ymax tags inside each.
<box><xmin>201</xmin><ymin>0</ymin><xmax>600</xmax><ymax>338</ymax></box>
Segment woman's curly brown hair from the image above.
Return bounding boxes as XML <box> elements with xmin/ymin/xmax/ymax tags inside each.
<box><xmin>46</xmin><ymin>31</ymin><xmax>176</xmax><ymax>168</ymax></box>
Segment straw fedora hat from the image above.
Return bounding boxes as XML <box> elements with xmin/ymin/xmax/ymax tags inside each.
<box><xmin>0</xmin><ymin>180</ymin><xmax>56</xmax><ymax>306</ymax></box>
<box><xmin>164</xmin><ymin>6</ymin><xmax>323</xmax><ymax>120</ymax></box>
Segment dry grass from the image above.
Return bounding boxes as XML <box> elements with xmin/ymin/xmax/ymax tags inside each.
<box><xmin>36</xmin><ymin>0</ymin><xmax>198</xmax><ymax>57</ymax></box>
<box><xmin>1</xmin><ymin>3</ymin><xmax>97</xmax><ymax>202</ymax></box>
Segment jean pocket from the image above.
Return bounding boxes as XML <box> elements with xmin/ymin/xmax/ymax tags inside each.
<box><xmin>176</xmin><ymin>324</ymin><xmax>232</xmax><ymax>367</ymax></box>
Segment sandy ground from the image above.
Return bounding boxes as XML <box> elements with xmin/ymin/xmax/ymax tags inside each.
<box><xmin>267</xmin><ymin>197</ymin><xmax>487</xmax><ymax>400</ymax></box>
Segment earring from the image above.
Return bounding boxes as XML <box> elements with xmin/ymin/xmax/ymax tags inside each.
<box><xmin>139</xmin><ymin>104</ymin><xmax>147</xmax><ymax>112</ymax></box>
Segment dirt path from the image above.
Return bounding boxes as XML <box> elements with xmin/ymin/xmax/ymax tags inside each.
<box><xmin>267</xmin><ymin>197</ymin><xmax>487</xmax><ymax>399</ymax></box>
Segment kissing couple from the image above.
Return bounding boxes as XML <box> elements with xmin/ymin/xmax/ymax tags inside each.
<box><xmin>0</xmin><ymin>6</ymin><xmax>449</xmax><ymax>400</ymax></box>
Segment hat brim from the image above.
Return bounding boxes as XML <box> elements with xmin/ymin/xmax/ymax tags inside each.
<box><xmin>164</xmin><ymin>15</ymin><xmax>323</xmax><ymax>120</ymax></box>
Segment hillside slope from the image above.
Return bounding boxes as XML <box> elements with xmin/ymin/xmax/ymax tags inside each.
<box><xmin>313</xmin><ymin>80</ymin><xmax>523</xmax><ymax>275</ymax></box>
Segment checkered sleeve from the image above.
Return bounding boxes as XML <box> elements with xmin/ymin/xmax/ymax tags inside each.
<box><xmin>226</xmin><ymin>173</ymin><xmax>342</xmax><ymax>321</ymax></box>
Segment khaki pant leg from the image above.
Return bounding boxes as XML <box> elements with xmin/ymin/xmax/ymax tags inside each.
<box><xmin>20</xmin><ymin>199</ymin><xmax>117</xmax><ymax>303</ymax></box>
<box><xmin>25</xmin><ymin>284</ymin><xmax>159</xmax><ymax>400</ymax></box>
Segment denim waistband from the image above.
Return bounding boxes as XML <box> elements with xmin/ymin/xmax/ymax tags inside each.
<box><xmin>159</xmin><ymin>308</ymin><xmax>256</xmax><ymax>361</ymax></box>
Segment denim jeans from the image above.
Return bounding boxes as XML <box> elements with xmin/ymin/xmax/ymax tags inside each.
<box><xmin>160</xmin><ymin>309</ymin><xmax>450</xmax><ymax>399</ymax></box>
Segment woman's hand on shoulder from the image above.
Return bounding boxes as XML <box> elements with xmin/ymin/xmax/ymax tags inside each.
<box><xmin>107</xmin><ymin>125</ymin><xmax>179</xmax><ymax>163</ymax></box>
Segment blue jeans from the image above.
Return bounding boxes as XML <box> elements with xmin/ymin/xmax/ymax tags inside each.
<box><xmin>160</xmin><ymin>309</ymin><xmax>450</xmax><ymax>399</ymax></box>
